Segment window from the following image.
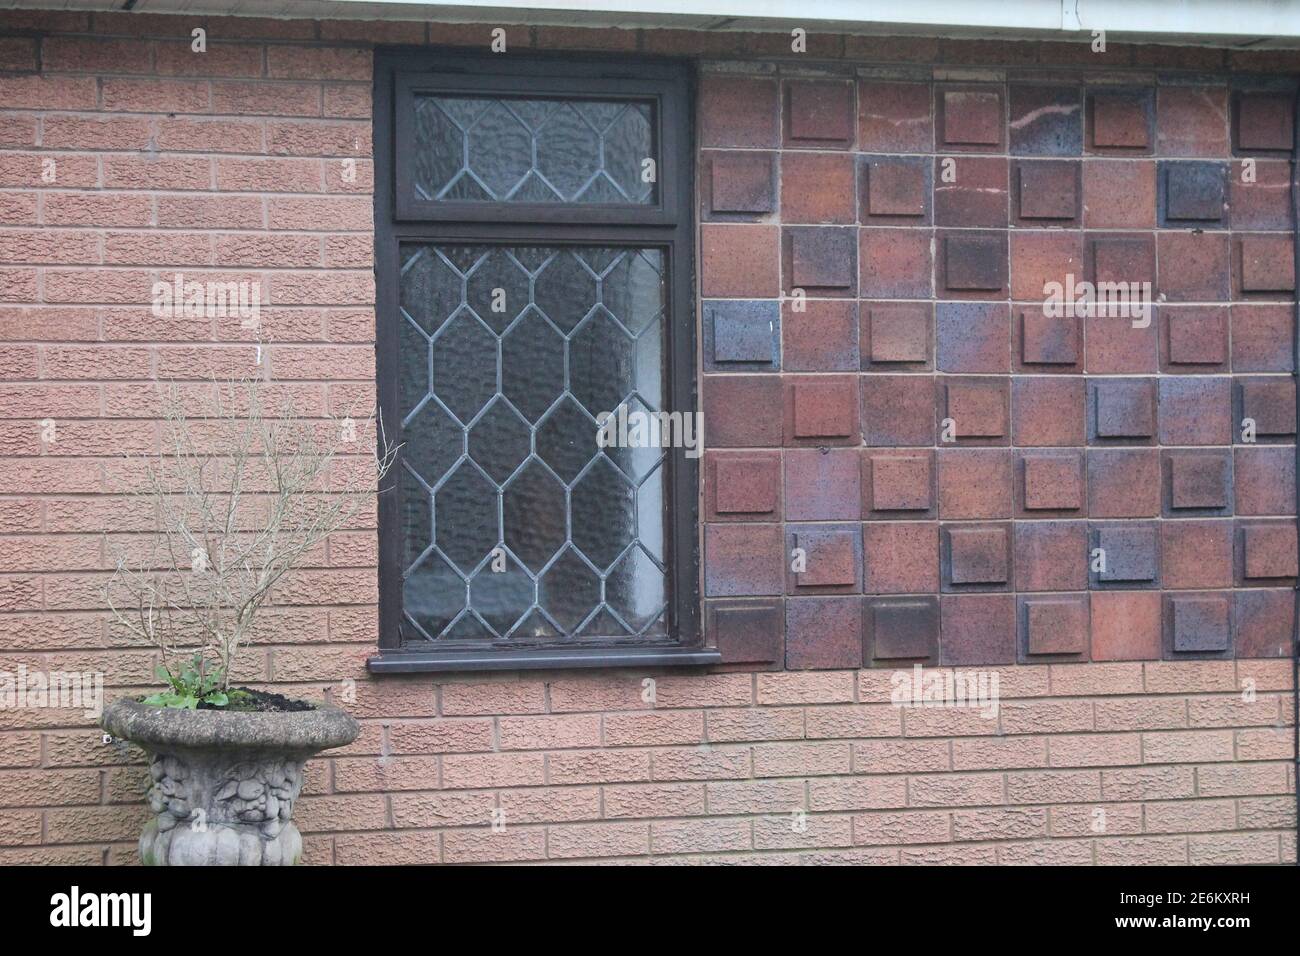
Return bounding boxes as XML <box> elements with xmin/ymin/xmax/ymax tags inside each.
<box><xmin>370</xmin><ymin>52</ymin><xmax>711</xmax><ymax>672</ymax></box>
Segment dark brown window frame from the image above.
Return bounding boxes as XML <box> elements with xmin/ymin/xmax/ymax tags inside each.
<box><xmin>368</xmin><ymin>49</ymin><xmax>714</xmax><ymax>673</ymax></box>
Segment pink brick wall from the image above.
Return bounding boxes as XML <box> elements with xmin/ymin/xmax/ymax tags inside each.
<box><xmin>0</xmin><ymin>10</ymin><xmax>1294</xmax><ymax>864</ymax></box>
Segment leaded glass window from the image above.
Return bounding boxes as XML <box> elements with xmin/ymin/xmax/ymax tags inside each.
<box><xmin>397</xmin><ymin>244</ymin><xmax>668</xmax><ymax>642</ymax></box>
<box><xmin>372</xmin><ymin>54</ymin><xmax>704</xmax><ymax>672</ymax></box>
<box><xmin>411</xmin><ymin>96</ymin><xmax>657</xmax><ymax>205</ymax></box>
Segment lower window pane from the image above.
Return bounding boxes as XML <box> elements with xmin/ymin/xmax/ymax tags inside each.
<box><xmin>397</xmin><ymin>243</ymin><xmax>670</xmax><ymax>645</ymax></box>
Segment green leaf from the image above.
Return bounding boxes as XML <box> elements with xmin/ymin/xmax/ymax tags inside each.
<box><xmin>204</xmin><ymin>692</ymin><xmax>229</xmax><ymax>708</ymax></box>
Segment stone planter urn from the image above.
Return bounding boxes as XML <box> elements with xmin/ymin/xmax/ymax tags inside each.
<box><xmin>101</xmin><ymin>698</ymin><xmax>359</xmax><ymax>866</ymax></box>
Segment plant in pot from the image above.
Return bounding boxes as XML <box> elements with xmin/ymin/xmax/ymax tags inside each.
<box><xmin>100</xmin><ymin>378</ymin><xmax>395</xmax><ymax>865</ymax></box>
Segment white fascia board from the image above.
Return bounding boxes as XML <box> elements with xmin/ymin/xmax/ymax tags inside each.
<box><xmin>311</xmin><ymin>0</ymin><xmax>1300</xmax><ymax>40</ymax></box>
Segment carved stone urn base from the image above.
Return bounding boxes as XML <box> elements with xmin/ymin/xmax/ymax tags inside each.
<box><xmin>101</xmin><ymin>698</ymin><xmax>359</xmax><ymax>866</ymax></box>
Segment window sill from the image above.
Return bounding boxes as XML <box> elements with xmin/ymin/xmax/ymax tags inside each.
<box><xmin>367</xmin><ymin>645</ymin><xmax>721</xmax><ymax>674</ymax></box>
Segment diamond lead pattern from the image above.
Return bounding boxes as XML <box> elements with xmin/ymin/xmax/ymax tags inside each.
<box><xmin>412</xmin><ymin>95</ymin><xmax>656</xmax><ymax>205</ymax></box>
<box><xmin>398</xmin><ymin>243</ymin><xmax>670</xmax><ymax>644</ymax></box>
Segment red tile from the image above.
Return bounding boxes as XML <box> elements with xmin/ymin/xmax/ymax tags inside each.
<box><xmin>1234</xmin><ymin>447</ymin><xmax>1297</xmax><ymax>516</ymax></box>
<box><xmin>705</xmin><ymin>450</ymin><xmax>781</xmax><ymax>520</ymax></box>
<box><xmin>1156</xmin><ymin>231</ymin><xmax>1230</xmax><ymax>302</ymax></box>
<box><xmin>1019</xmin><ymin>450</ymin><xmax>1085</xmax><ymax>513</ymax></box>
<box><xmin>1010</xmin><ymin>231</ymin><xmax>1084</xmax><ymax>302</ymax></box>
<box><xmin>1014</xmin><ymin>520</ymin><xmax>1087</xmax><ymax>591</ymax></box>
<box><xmin>1237</xmin><ymin>235</ymin><xmax>1296</xmax><ymax>294</ymax></box>
<box><xmin>1014</xmin><ymin>160</ymin><xmax>1080</xmax><ymax>223</ymax></box>
<box><xmin>934</xmin><ymin>156</ymin><xmax>1008</xmax><ymax>228</ymax></box>
<box><xmin>707</xmin><ymin>599</ymin><xmax>784</xmax><ymax>669</ymax></box>
<box><xmin>1235</xmin><ymin>589</ymin><xmax>1294</xmax><ymax>658</ymax></box>
<box><xmin>942</xmin><ymin>378</ymin><xmax>1009</xmax><ymax>444</ymax></box>
<box><xmin>944</xmin><ymin>523</ymin><xmax>1011</xmax><ymax>589</ymax></box>
<box><xmin>1161</xmin><ymin>306</ymin><xmax>1228</xmax><ymax>370</ymax></box>
<box><xmin>862</xmin><ymin>302</ymin><xmax>932</xmax><ymax>370</ymax></box>
<box><xmin>785</xmin><ymin>79</ymin><xmax>855</xmax><ymax>148</ymax></box>
<box><xmin>700</xmin><ymin>223</ymin><xmax>779</xmax><ymax>297</ymax></box>
<box><xmin>1012</xmin><ymin>377</ymin><xmax>1085</xmax><ymax>446</ymax></box>
<box><xmin>859</xmin><ymin>227</ymin><xmax>933</xmax><ymax>298</ymax></box>
<box><xmin>937</xmin><ymin>448</ymin><xmax>1012</xmax><ymax>519</ymax></box>
<box><xmin>706</xmin><ymin>151</ymin><xmax>775</xmax><ymax>217</ymax></box>
<box><xmin>864</xmin><ymin>450</ymin><xmax>935</xmax><ymax>516</ymax></box>
<box><xmin>940</xmin><ymin>594</ymin><xmax>1016</xmax><ymax>665</ymax></box>
<box><xmin>1087</xmin><ymin>449</ymin><xmax>1160</xmax><ymax>518</ymax></box>
<box><xmin>938</xmin><ymin>86</ymin><xmax>1004</xmax><ymax>150</ymax></box>
<box><xmin>1082</xmin><ymin>159</ymin><xmax>1155</xmax><ymax>228</ymax></box>
<box><xmin>1162</xmin><ymin>520</ymin><xmax>1233</xmax><ymax>589</ymax></box>
<box><xmin>861</xmin><ymin>375</ymin><xmax>936</xmax><ymax>446</ymax></box>
<box><xmin>1239</xmin><ymin>521</ymin><xmax>1299</xmax><ymax>580</ymax></box>
<box><xmin>785</xmin><ymin>226</ymin><xmax>857</xmax><ymax>295</ymax></box>
<box><xmin>1157</xmin><ymin>86</ymin><xmax>1230</xmax><ymax>157</ymax></box>
<box><xmin>700</xmin><ymin>75</ymin><xmax>779</xmax><ymax>148</ymax></box>
<box><xmin>782</xmin><ymin>299</ymin><xmax>858</xmax><ymax>372</ymax></box>
<box><xmin>1020</xmin><ymin>595</ymin><xmax>1089</xmax><ymax>661</ymax></box>
<box><xmin>1234</xmin><ymin>92</ymin><xmax>1295</xmax><ymax>153</ymax></box>
<box><xmin>866</xmin><ymin>597</ymin><xmax>939</xmax><ymax>664</ymax></box>
<box><xmin>789</xmin><ymin>524</ymin><xmax>861</xmax><ymax>591</ymax></box>
<box><xmin>863</xmin><ymin>521</ymin><xmax>939</xmax><ymax>594</ymax></box>
<box><xmin>1231</xmin><ymin>304</ymin><xmax>1295</xmax><ymax>372</ymax></box>
<box><xmin>859</xmin><ymin>81</ymin><xmax>932</xmax><ymax>152</ymax></box>
<box><xmin>780</xmin><ymin>151</ymin><xmax>856</xmax><ymax>224</ymax></box>
<box><xmin>1084</xmin><ymin>315</ymin><xmax>1158</xmax><ymax>374</ymax></box>
<box><xmin>1090</xmin><ymin>591</ymin><xmax>1162</xmax><ymax>661</ymax></box>
<box><xmin>704</xmin><ymin>523</ymin><xmax>784</xmax><ymax>596</ymax></box>
<box><xmin>702</xmin><ymin>375</ymin><xmax>783</xmax><ymax>447</ymax></box>
<box><xmin>784</xmin><ymin>447</ymin><xmax>861</xmax><ymax>521</ymax></box>
<box><xmin>785</xmin><ymin>375</ymin><xmax>860</xmax><ymax>445</ymax></box>
<box><xmin>1089</xmin><ymin>90</ymin><xmax>1154</xmax><ymax>151</ymax></box>
<box><xmin>785</xmin><ymin>597</ymin><xmax>863</xmax><ymax>669</ymax></box>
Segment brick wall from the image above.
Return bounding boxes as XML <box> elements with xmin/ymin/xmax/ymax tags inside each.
<box><xmin>0</xmin><ymin>10</ymin><xmax>1294</xmax><ymax>865</ymax></box>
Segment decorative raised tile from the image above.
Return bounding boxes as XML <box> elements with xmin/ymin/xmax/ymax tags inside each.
<box><xmin>790</xmin><ymin>377</ymin><xmax>857</xmax><ymax>440</ymax></box>
<box><xmin>1161</xmin><ymin>161</ymin><xmax>1226</xmax><ymax>224</ymax></box>
<box><xmin>714</xmin><ymin>455</ymin><xmax>779</xmax><ymax>515</ymax></box>
<box><xmin>946</xmin><ymin>381</ymin><xmax>1008</xmax><ymax>438</ymax></box>
<box><xmin>1024</xmin><ymin>596</ymin><xmax>1089</xmax><ymax>657</ymax></box>
<box><xmin>1236</xmin><ymin>92</ymin><xmax>1295</xmax><ymax>152</ymax></box>
<box><xmin>788</xmin><ymin>227</ymin><xmax>856</xmax><ymax>290</ymax></box>
<box><xmin>1017</xmin><ymin>161</ymin><xmax>1078</xmax><ymax>220</ymax></box>
<box><xmin>1171</xmin><ymin>595</ymin><xmax>1230</xmax><ymax>653</ymax></box>
<box><xmin>940</xmin><ymin>88</ymin><xmax>1002</xmax><ymax>146</ymax></box>
<box><xmin>947</xmin><ymin>525</ymin><xmax>1010</xmax><ymax>585</ymax></box>
<box><xmin>1242</xmin><ymin>524</ymin><xmax>1300</xmax><ymax>579</ymax></box>
<box><xmin>705</xmin><ymin>300</ymin><xmax>779</xmax><ymax>368</ymax></box>
<box><xmin>871</xmin><ymin>455</ymin><xmax>933</xmax><ymax>511</ymax></box>
<box><xmin>1023</xmin><ymin>454</ymin><xmax>1083</xmax><ymax>511</ymax></box>
<box><xmin>787</xmin><ymin>80</ymin><xmax>854</xmax><ymax>146</ymax></box>
<box><xmin>792</xmin><ymin>527</ymin><xmax>860</xmax><ymax>588</ymax></box>
<box><xmin>1168</xmin><ymin>453</ymin><xmax>1229</xmax><ymax>510</ymax></box>
<box><xmin>1091</xmin><ymin>90</ymin><xmax>1152</xmax><ymax>149</ymax></box>
<box><xmin>706</xmin><ymin>599</ymin><xmax>784</xmax><ymax>668</ymax></box>
<box><xmin>1240</xmin><ymin>379</ymin><xmax>1297</xmax><ymax>436</ymax></box>
<box><xmin>868</xmin><ymin>597</ymin><xmax>939</xmax><ymax>663</ymax></box>
<box><xmin>1239</xmin><ymin>235</ymin><xmax>1296</xmax><ymax>292</ymax></box>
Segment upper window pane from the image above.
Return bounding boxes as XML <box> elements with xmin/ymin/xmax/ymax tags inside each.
<box><xmin>411</xmin><ymin>95</ymin><xmax>658</xmax><ymax>205</ymax></box>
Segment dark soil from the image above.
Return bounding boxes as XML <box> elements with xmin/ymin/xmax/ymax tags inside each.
<box><xmin>199</xmin><ymin>688</ymin><xmax>316</xmax><ymax>713</ymax></box>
